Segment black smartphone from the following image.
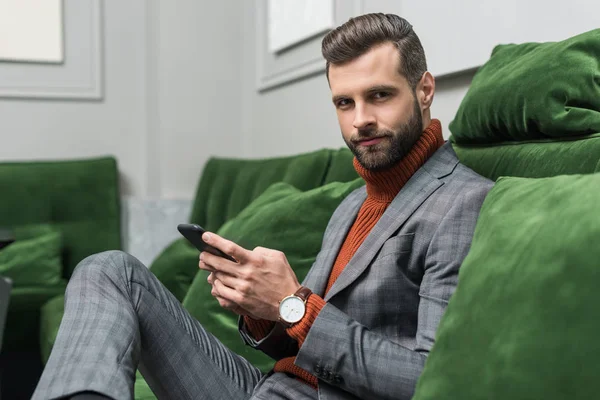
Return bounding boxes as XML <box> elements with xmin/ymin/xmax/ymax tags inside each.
<box><xmin>177</xmin><ymin>223</ymin><xmax>237</xmax><ymax>262</ymax></box>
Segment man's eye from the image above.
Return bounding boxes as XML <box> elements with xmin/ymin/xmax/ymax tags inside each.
<box><xmin>373</xmin><ymin>92</ymin><xmax>390</xmax><ymax>100</ymax></box>
<box><xmin>336</xmin><ymin>99</ymin><xmax>352</xmax><ymax>108</ymax></box>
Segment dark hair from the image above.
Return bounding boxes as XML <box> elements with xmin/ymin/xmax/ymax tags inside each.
<box><xmin>322</xmin><ymin>13</ymin><xmax>427</xmax><ymax>89</ymax></box>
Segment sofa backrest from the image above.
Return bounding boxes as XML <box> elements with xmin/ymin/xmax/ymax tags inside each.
<box><xmin>0</xmin><ymin>157</ymin><xmax>122</xmax><ymax>277</ymax></box>
<box><xmin>323</xmin><ymin>148</ymin><xmax>359</xmax><ymax>184</ymax></box>
<box><xmin>189</xmin><ymin>148</ymin><xmax>359</xmax><ymax>232</ymax></box>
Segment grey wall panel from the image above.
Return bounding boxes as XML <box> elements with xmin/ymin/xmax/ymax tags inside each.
<box><xmin>0</xmin><ymin>0</ymin><xmax>103</xmax><ymax>100</ymax></box>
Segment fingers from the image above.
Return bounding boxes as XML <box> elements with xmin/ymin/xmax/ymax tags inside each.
<box><xmin>198</xmin><ymin>258</ymin><xmax>214</xmax><ymax>272</ymax></box>
<box><xmin>200</xmin><ymin>251</ymin><xmax>239</xmax><ymax>276</ymax></box>
<box><xmin>202</xmin><ymin>232</ymin><xmax>251</xmax><ymax>263</ymax></box>
<box><xmin>207</xmin><ymin>273</ymin><xmax>257</xmax><ymax>317</ymax></box>
<box><xmin>210</xmin><ymin>276</ymin><xmax>250</xmax><ymax>314</ymax></box>
<box><xmin>211</xmin><ymin>270</ymin><xmax>246</xmax><ymax>293</ymax></box>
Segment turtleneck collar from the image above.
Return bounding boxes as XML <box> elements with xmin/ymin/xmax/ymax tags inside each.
<box><xmin>353</xmin><ymin>119</ymin><xmax>445</xmax><ymax>202</ymax></box>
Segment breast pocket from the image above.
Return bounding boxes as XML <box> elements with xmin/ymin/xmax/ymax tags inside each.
<box><xmin>377</xmin><ymin>233</ymin><xmax>415</xmax><ymax>260</ymax></box>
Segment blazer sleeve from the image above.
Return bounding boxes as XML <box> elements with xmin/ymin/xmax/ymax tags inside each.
<box><xmin>292</xmin><ymin>185</ymin><xmax>491</xmax><ymax>400</ymax></box>
<box><xmin>238</xmin><ymin>317</ymin><xmax>299</xmax><ymax>361</ymax></box>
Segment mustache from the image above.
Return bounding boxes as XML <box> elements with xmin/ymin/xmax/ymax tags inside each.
<box><xmin>351</xmin><ymin>129</ymin><xmax>392</xmax><ymax>143</ymax></box>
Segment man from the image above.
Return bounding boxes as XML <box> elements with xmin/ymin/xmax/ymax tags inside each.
<box><xmin>34</xmin><ymin>13</ymin><xmax>492</xmax><ymax>400</ymax></box>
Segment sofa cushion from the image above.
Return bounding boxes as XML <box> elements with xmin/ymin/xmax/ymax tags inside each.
<box><xmin>134</xmin><ymin>370</ymin><xmax>157</xmax><ymax>400</ymax></box>
<box><xmin>182</xmin><ymin>178</ymin><xmax>364</xmax><ymax>372</ymax></box>
<box><xmin>188</xmin><ymin>149</ymin><xmax>333</xmax><ymax>233</ymax></box>
<box><xmin>0</xmin><ymin>157</ymin><xmax>121</xmax><ymax>278</ymax></box>
<box><xmin>148</xmin><ymin>239</ymin><xmax>199</xmax><ymax>303</ymax></box>
<box><xmin>322</xmin><ymin>148</ymin><xmax>359</xmax><ymax>184</ymax></box>
<box><xmin>0</xmin><ymin>224</ymin><xmax>64</xmax><ymax>287</ymax></box>
<box><xmin>450</xmin><ymin>29</ymin><xmax>600</xmax><ymax>144</ymax></box>
<box><xmin>452</xmin><ymin>133</ymin><xmax>600</xmax><ymax>181</ymax></box>
<box><xmin>412</xmin><ymin>173</ymin><xmax>600</xmax><ymax>400</ymax></box>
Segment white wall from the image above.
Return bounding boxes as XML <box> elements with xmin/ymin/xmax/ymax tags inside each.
<box><xmin>0</xmin><ymin>0</ymin><xmax>149</xmax><ymax>196</ymax></box>
<box><xmin>153</xmin><ymin>0</ymin><xmax>244</xmax><ymax>199</ymax></box>
<box><xmin>0</xmin><ymin>0</ymin><xmax>244</xmax><ymax>201</ymax></box>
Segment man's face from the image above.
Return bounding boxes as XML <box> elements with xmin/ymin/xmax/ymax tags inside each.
<box><xmin>329</xmin><ymin>42</ymin><xmax>423</xmax><ymax>171</ymax></box>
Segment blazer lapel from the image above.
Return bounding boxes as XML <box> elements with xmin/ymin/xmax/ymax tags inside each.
<box><xmin>324</xmin><ymin>167</ymin><xmax>443</xmax><ymax>301</ymax></box>
<box><xmin>302</xmin><ymin>188</ymin><xmax>366</xmax><ymax>297</ymax></box>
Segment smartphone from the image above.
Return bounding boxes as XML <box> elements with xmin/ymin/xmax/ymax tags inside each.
<box><xmin>177</xmin><ymin>223</ymin><xmax>237</xmax><ymax>262</ymax></box>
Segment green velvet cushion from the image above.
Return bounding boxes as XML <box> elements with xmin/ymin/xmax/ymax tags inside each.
<box><xmin>451</xmin><ymin>133</ymin><xmax>600</xmax><ymax>181</ymax></box>
<box><xmin>450</xmin><ymin>29</ymin><xmax>600</xmax><ymax>144</ymax></box>
<box><xmin>0</xmin><ymin>225</ymin><xmax>64</xmax><ymax>287</ymax></box>
<box><xmin>322</xmin><ymin>148</ymin><xmax>359</xmax><ymax>184</ymax></box>
<box><xmin>134</xmin><ymin>370</ymin><xmax>157</xmax><ymax>400</ymax></box>
<box><xmin>182</xmin><ymin>178</ymin><xmax>364</xmax><ymax>372</ymax></box>
<box><xmin>413</xmin><ymin>173</ymin><xmax>600</xmax><ymax>400</ymax></box>
<box><xmin>0</xmin><ymin>157</ymin><xmax>122</xmax><ymax>278</ymax></box>
<box><xmin>188</xmin><ymin>149</ymin><xmax>333</xmax><ymax>233</ymax></box>
<box><xmin>149</xmin><ymin>239</ymin><xmax>199</xmax><ymax>302</ymax></box>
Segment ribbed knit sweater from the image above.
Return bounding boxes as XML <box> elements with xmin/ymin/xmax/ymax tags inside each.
<box><xmin>244</xmin><ymin>119</ymin><xmax>444</xmax><ymax>388</ymax></box>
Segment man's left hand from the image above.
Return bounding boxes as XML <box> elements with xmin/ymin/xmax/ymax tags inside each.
<box><xmin>198</xmin><ymin>232</ymin><xmax>301</xmax><ymax>321</ymax></box>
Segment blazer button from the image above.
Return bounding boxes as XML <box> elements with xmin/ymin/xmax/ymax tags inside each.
<box><xmin>333</xmin><ymin>375</ymin><xmax>343</xmax><ymax>384</ymax></box>
<box><xmin>314</xmin><ymin>365</ymin><xmax>322</xmax><ymax>375</ymax></box>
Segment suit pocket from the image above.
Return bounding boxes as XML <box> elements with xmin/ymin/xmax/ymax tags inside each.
<box><xmin>377</xmin><ymin>233</ymin><xmax>415</xmax><ymax>260</ymax></box>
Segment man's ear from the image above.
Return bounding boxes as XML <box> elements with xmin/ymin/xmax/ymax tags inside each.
<box><xmin>416</xmin><ymin>71</ymin><xmax>435</xmax><ymax>111</ymax></box>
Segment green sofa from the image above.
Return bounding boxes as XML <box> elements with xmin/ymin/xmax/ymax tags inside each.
<box><xmin>0</xmin><ymin>157</ymin><xmax>122</xmax><ymax>399</ymax></box>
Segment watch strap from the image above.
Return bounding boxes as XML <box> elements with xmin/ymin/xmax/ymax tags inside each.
<box><xmin>294</xmin><ymin>286</ymin><xmax>312</xmax><ymax>302</ymax></box>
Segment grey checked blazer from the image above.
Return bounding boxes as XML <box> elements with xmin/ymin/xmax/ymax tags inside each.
<box><xmin>240</xmin><ymin>143</ymin><xmax>493</xmax><ymax>400</ymax></box>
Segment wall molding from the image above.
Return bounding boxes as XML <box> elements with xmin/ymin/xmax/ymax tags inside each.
<box><xmin>256</xmin><ymin>0</ymin><xmax>363</xmax><ymax>92</ymax></box>
<box><xmin>0</xmin><ymin>0</ymin><xmax>103</xmax><ymax>100</ymax></box>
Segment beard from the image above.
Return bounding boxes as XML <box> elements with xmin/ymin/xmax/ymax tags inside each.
<box><xmin>345</xmin><ymin>99</ymin><xmax>423</xmax><ymax>171</ymax></box>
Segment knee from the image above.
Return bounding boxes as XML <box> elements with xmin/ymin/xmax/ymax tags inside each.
<box><xmin>70</xmin><ymin>250</ymin><xmax>143</xmax><ymax>284</ymax></box>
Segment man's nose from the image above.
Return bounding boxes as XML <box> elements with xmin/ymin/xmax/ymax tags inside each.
<box><xmin>352</xmin><ymin>104</ymin><xmax>376</xmax><ymax>130</ymax></box>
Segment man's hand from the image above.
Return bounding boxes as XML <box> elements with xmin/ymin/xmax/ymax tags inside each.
<box><xmin>198</xmin><ymin>232</ymin><xmax>301</xmax><ymax>321</ymax></box>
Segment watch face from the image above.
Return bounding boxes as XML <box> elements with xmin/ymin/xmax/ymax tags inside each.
<box><xmin>279</xmin><ymin>296</ymin><xmax>306</xmax><ymax>324</ymax></box>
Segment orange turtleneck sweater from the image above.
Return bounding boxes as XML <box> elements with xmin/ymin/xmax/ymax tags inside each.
<box><xmin>244</xmin><ymin>119</ymin><xmax>445</xmax><ymax>388</ymax></box>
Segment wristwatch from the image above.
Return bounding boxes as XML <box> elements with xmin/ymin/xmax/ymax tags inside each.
<box><xmin>278</xmin><ymin>286</ymin><xmax>312</xmax><ymax>328</ymax></box>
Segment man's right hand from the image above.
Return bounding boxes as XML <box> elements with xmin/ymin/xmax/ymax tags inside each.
<box><xmin>205</xmin><ymin>271</ymin><xmax>260</xmax><ymax>319</ymax></box>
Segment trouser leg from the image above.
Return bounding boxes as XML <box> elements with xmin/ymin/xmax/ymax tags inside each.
<box><xmin>33</xmin><ymin>251</ymin><xmax>263</xmax><ymax>400</ymax></box>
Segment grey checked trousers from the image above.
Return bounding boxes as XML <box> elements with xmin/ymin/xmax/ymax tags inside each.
<box><xmin>32</xmin><ymin>251</ymin><xmax>318</xmax><ymax>400</ymax></box>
